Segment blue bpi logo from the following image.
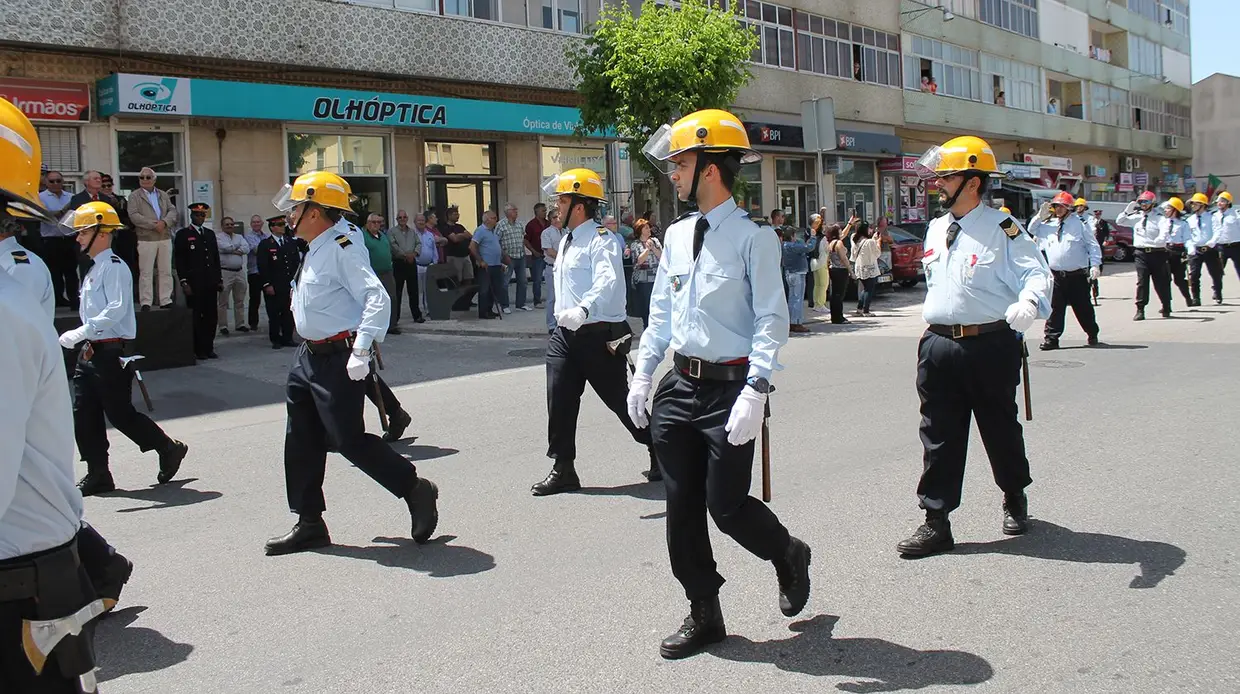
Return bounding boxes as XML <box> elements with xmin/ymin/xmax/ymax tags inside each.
<box><xmin>129</xmin><ymin>78</ymin><xmax>180</xmax><ymax>113</ymax></box>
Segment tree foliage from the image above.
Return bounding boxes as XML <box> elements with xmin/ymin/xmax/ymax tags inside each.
<box><xmin>570</xmin><ymin>0</ymin><xmax>759</xmax><ymax>208</ymax></box>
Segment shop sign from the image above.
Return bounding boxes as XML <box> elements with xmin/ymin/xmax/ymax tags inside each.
<box><xmin>0</xmin><ymin>78</ymin><xmax>91</xmax><ymax>122</ymax></box>
<box><xmin>743</xmin><ymin>122</ymin><xmax>804</xmax><ymax>149</ymax></box>
<box><xmin>834</xmin><ymin>130</ymin><xmax>901</xmax><ymax>155</ymax></box>
<box><xmin>1133</xmin><ymin>172</ymin><xmax>1150</xmax><ymax>188</ymax></box>
<box><xmin>999</xmin><ymin>162</ymin><xmax>1042</xmax><ymax>180</ymax></box>
<box><xmin>1022</xmin><ymin>153</ymin><xmax>1072</xmax><ymax>171</ymax></box>
<box><xmin>1118</xmin><ymin>172</ymin><xmax>1134</xmax><ymax>192</ymax></box>
<box><xmin>878</xmin><ymin>156</ymin><xmax>919</xmax><ymax>173</ymax></box>
<box><xmin>97</xmin><ymin>73</ymin><xmax>608</xmax><ymax>137</ymax></box>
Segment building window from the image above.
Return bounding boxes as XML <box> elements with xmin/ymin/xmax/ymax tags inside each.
<box><xmin>795</xmin><ymin>13</ymin><xmax>900</xmax><ymax>87</ymax></box>
<box><xmin>542</xmin><ymin>0</ymin><xmax>581</xmax><ymax>32</ymax></box>
<box><xmin>393</xmin><ymin>0</ymin><xmax>438</xmax><ymax>12</ymax></box>
<box><xmin>739</xmin><ymin>0</ymin><xmax>795</xmax><ymax>70</ymax></box>
<box><xmin>1130</xmin><ymin>95</ymin><xmax>1190</xmax><ymax>137</ymax></box>
<box><xmin>736</xmin><ymin>162</ymin><xmax>762</xmax><ymax>215</ymax></box>
<box><xmin>425</xmin><ymin>141</ymin><xmax>499</xmax><ymax>228</ymax></box>
<box><xmin>35</xmin><ymin>126</ymin><xmax>80</xmax><ymax>174</ymax></box>
<box><xmin>116</xmin><ymin>130</ymin><xmax>184</xmax><ymax>202</ymax></box>
<box><xmin>1161</xmin><ymin>1</ymin><xmax>1188</xmax><ymax>36</ymax></box>
<box><xmin>980</xmin><ymin>53</ymin><xmax>1039</xmax><ymax>111</ymax></box>
<box><xmin>289</xmin><ymin>132</ymin><xmax>390</xmax><ymax>219</ymax></box>
<box><xmin>979</xmin><ymin>0</ymin><xmax>1039</xmax><ymax>39</ymax></box>
<box><xmin>1125</xmin><ymin>0</ymin><xmax>1160</xmax><ymax>23</ymax></box>
<box><xmin>444</xmin><ymin>0</ymin><xmax>496</xmax><ymax>21</ymax></box>
<box><xmin>1127</xmin><ymin>34</ymin><xmax>1163</xmax><ymax>76</ymax></box>
<box><xmin>1090</xmin><ymin>83</ymin><xmax>1130</xmax><ymax>128</ymax></box>
<box><xmin>904</xmin><ymin>35</ymin><xmax>981</xmax><ymax>101</ymax></box>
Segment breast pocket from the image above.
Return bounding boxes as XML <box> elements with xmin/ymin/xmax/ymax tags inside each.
<box><xmin>961</xmin><ymin>250</ymin><xmax>998</xmax><ymax>286</ymax></box>
<box><xmin>922</xmin><ymin>248</ymin><xmax>944</xmax><ymax>285</ymax></box>
<box><xmin>695</xmin><ymin>258</ymin><xmax>744</xmax><ymax>297</ymax></box>
<box><xmin>295</xmin><ymin>267</ymin><xmax>331</xmax><ymax>300</ymax></box>
<box><xmin>664</xmin><ymin>263</ymin><xmax>691</xmax><ymax>295</ymax></box>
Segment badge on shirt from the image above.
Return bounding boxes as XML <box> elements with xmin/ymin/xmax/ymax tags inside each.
<box><xmin>965</xmin><ymin>254</ymin><xmax>979</xmax><ymax>280</ymax></box>
<box><xmin>670</xmin><ymin>274</ymin><xmax>683</xmax><ymax>292</ymax></box>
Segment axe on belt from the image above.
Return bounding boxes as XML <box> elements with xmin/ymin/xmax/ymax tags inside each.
<box><xmin>761</xmin><ymin>386</ymin><xmax>775</xmax><ymax>503</ymax></box>
<box><xmin>369</xmin><ymin>342</ymin><xmax>389</xmax><ymax>432</ymax></box>
<box><xmin>119</xmin><ymin>355</ymin><xmax>154</xmax><ymax>412</ymax></box>
<box><xmin>606</xmin><ymin>333</ymin><xmax>636</xmax><ymax>374</ymax></box>
<box><xmin>22</xmin><ymin>598</ymin><xmax>111</xmax><ymax>693</ymax></box>
<box><xmin>1020</xmin><ymin>338</ymin><xmax>1033</xmax><ymax>422</ymax></box>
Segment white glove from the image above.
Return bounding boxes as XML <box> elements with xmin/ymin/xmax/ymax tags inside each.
<box><xmin>555</xmin><ymin>307</ymin><xmax>587</xmax><ymax>331</ymax></box>
<box><xmin>1124</xmin><ymin>201</ymin><xmax>1139</xmax><ymax>215</ymax></box>
<box><xmin>1089</xmin><ymin>266</ymin><xmax>1101</xmax><ymax>281</ymax></box>
<box><xmin>724</xmin><ymin>386</ymin><xmax>767</xmax><ymax>446</ymax></box>
<box><xmin>58</xmin><ymin>327</ymin><xmax>87</xmax><ymax>350</ymax></box>
<box><xmin>1035</xmin><ymin>202</ymin><xmax>1052</xmax><ymax>222</ymax></box>
<box><xmin>345</xmin><ymin>352</ymin><xmax>370</xmax><ymax>381</ymax></box>
<box><xmin>1004</xmin><ymin>300</ymin><xmax>1038</xmax><ymax>333</ymax></box>
<box><xmin>626</xmin><ymin>372</ymin><xmax>653</xmax><ymax>429</ymax></box>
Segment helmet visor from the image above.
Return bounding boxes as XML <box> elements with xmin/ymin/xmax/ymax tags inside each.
<box><xmin>56</xmin><ymin>208</ymin><xmax>112</xmax><ymax>235</ymax></box>
<box><xmin>3</xmin><ymin>195</ymin><xmax>56</xmax><ymax>225</ymax></box>
<box><xmin>539</xmin><ymin>174</ymin><xmax>563</xmax><ymax>200</ymax></box>
<box><xmin>640</xmin><ymin>124</ymin><xmax>676</xmax><ymax>174</ymax></box>
<box><xmin>912</xmin><ymin>145</ymin><xmax>949</xmax><ymax>180</ymax></box>
<box><xmin>271</xmin><ymin>183</ymin><xmax>298</xmax><ymax>212</ymax></box>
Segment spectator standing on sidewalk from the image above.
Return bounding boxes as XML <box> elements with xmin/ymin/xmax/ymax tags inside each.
<box><xmin>414</xmin><ymin>212</ymin><xmax>442</xmax><ymax>318</ymax></box>
<box><xmin>541</xmin><ymin>207</ymin><xmax>564</xmax><ymax>332</ymax></box>
<box><xmin>524</xmin><ymin>202</ymin><xmax>550</xmax><ymax>308</ymax></box>
<box><xmin>388</xmin><ymin>209</ymin><xmax>425</xmax><ymax>325</ymax></box>
<box><xmin>781</xmin><ymin>227</ymin><xmax>812</xmax><ymax>333</ymax></box>
<box><xmin>628</xmin><ymin>218</ymin><xmax>662</xmax><ymax>328</ymax></box>
<box><xmin>215</xmin><ymin>216</ymin><xmax>249</xmax><ymax>334</ymax></box>
<box><xmin>243</xmin><ymin>214</ymin><xmax>269</xmax><ymax>330</ymax></box>
<box><xmin>809</xmin><ymin>215</ymin><xmax>831</xmax><ymax>312</ymax></box>
<box><xmin>36</xmin><ymin>169</ymin><xmax>76</xmax><ymax>307</ymax></box>
<box><xmin>850</xmin><ymin>218</ymin><xmax>881</xmax><ymax>317</ymax></box>
<box><xmin>471</xmin><ymin>210</ymin><xmax>510</xmax><ymax>319</ymax></box>
<box><xmin>362</xmin><ymin>213</ymin><xmax>401</xmax><ymax>334</ymax></box>
<box><xmin>497</xmin><ymin>203</ymin><xmax>529</xmax><ymax>311</ymax></box>
<box><xmin>126</xmin><ymin>167</ymin><xmax>178</xmax><ymax>310</ymax></box>
<box><xmin>825</xmin><ymin>224</ymin><xmax>851</xmax><ymax>324</ymax></box>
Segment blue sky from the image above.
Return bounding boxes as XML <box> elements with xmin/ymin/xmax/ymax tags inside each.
<box><xmin>1191</xmin><ymin>0</ymin><xmax>1238</xmax><ymax>82</ymax></box>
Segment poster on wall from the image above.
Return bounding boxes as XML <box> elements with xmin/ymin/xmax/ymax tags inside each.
<box><xmin>192</xmin><ymin>181</ymin><xmax>214</xmax><ymax>221</ymax></box>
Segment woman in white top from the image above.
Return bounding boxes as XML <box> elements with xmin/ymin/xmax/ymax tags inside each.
<box><xmin>849</xmin><ymin>219</ymin><xmax>882</xmax><ymax>316</ymax></box>
<box><xmin>628</xmin><ymin>218</ymin><xmax>662</xmax><ymax>327</ymax></box>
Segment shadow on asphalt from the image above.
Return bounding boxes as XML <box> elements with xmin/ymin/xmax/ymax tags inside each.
<box><xmin>95</xmin><ymin>606</ymin><xmax>194</xmax><ymax>683</ymax></box>
<box><xmin>1056</xmin><ymin>343</ymin><xmax>1149</xmax><ymax>351</ymax></box>
<box><xmin>577</xmin><ymin>481</ymin><xmax>667</xmax><ymax>501</ymax></box>
<box><xmin>953</xmin><ymin>520</ymin><xmax>1186</xmax><ymax>589</ymax></box>
<box><xmin>316</xmin><ymin>535</ymin><xmax>495</xmax><ymax>577</ymax></box>
<box><xmin>389</xmin><ymin>441</ymin><xmax>459</xmax><ymax>462</ymax></box>
<box><xmin>105</xmin><ymin>478</ymin><xmax>223</xmax><ymax>513</ymax></box>
<box><xmin>711</xmin><ymin>614</ymin><xmax>993</xmax><ymax>692</ymax></box>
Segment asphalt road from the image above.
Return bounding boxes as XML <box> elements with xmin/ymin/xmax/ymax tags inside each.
<box><xmin>84</xmin><ymin>266</ymin><xmax>1239</xmax><ymax>693</ymax></box>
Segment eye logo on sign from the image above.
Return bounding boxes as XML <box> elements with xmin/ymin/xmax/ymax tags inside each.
<box><xmin>129</xmin><ymin>78</ymin><xmax>181</xmax><ymax>113</ymax></box>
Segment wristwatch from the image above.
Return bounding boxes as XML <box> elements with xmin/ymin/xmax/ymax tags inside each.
<box><xmin>745</xmin><ymin>376</ymin><xmax>771</xmax><ymax>394</ymax></box>
<box><xmin>351</xmin><ymin>347</ymin><xmax>371</xmax><ymax>358</ymax></box>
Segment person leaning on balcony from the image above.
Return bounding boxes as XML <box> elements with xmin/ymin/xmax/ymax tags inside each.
<box><xmin>125</xmin><ymin>167</ymin><xmax>178</xmax><ymax>310</ymax></box>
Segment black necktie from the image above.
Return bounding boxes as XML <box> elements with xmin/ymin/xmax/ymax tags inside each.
<box><xmin>945</xmin><ymin>221</ymin><xmax>961</xmax><ymax>249</ymax></box>
<box><xmin>692</xmin><ymin>216</ymin><xmax>710</xmax><ymax>260</ymax></box>
<box><xmin>1056</xmin><ymin>219</ymin><xmax>1063</xmax><ymax>241</ymax></box>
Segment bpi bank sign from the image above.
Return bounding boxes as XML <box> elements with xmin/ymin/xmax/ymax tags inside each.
<box><xmin>97</xmin><ymin>74</ymin><xmax>192</xmax><ymax>116</ymax></box>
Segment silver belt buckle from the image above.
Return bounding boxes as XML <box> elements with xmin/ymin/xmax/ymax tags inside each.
<box><xmin>688</xmin><ymin>357</ymin><xmax>702</xmax><ymax>379</ymax></box>
<box><xmin>951</xmin><ymin>324</ymin><xmax>965</xmax><ymax>339</ymax></box>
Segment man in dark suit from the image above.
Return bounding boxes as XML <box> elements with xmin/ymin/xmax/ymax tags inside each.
<box><xmin>99</xmin><ymin>173</ymin><xmax>138</xmax><ymax>285</ymax></box>
<box><xmin>256</xmin><ymin>215</ymin><xmax>299</xmax><ymax>349</ymax></box>
<box><xmin>172</xmin><ymin>202</ymin><xmax>222</xmax><ymax>360</ymax></box>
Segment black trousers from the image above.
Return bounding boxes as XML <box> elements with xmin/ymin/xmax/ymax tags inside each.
<box><xmin>41</xmin><ymin>236</ymin><xmax>80</xmax><ymax>308</ymax></box>
<box><xmin>1044</xmin><ymin>270</ymin><xmax>1099</xmax><ymax>341</ymax></box>
<box><xmin>828</xmin><ymin>267</ymin><xmax>849</xmax><ymax>323</ymax></box>
<box><xmin>392</xmin><ymin>259</ymin><xmax>422</xmax><ymax>321</ymax></box>
<box><xmin>546</xmin><ymin>323</ymin><xmax>650</xmax><ymax>463</ymax></box>
<box><xmin>0</xmin><ymin>538</ymin><xmax>97</xmax><ymax>694</ymax></box>
<box><xmin>1189</xmin><ymin>248</ymin><xmax>1224</xmax><ymax>303</ymax></box>
<box><xmin>73</xmin><ymin>343</ymin><xmax>171</xmax><ymax>473</ymax></box>
<box><xmin>284</xmin><ymin>343</ymin><xmax>418</xmax><ymax>515</ymax></box>
<box><xmin>1134</xmin><ymin>249</ymin><xmax>1172</xmax><ymax>311</ymax></box>
<box><xmin>1167</xmin><ymin>249</ymin><xmax>1193</xmax><ymax>304</ymax></box>
<box><xmin>915</xmin><ymin>329</ymin><xmax>1031</xmax><ymax>513</ymax></box>
<box><xmin>265</xmin><ymin>290</ymin><xmax>294</xmax><ymax>346</ymax></box>
<box><xmin>1221</xmin><ymin>243</ymin><xmax>1240</xmax><ymax>282</ymax></box>
<box><xmin>247</xmin><ymin>273</ymin><xmax>264</xmax><ymax>329</ymax></box>
<box><xmin>186</xmin><ymin>287</ymin><xmax>218</xmax><ymax>357</ymax></box>
<box><xmin>367</xmin><ymin>373</ymin><xmax>403</xmax><ymax>417</ymax></box>
<box><xmin>651</xmin><ymin>370</ymin><xmax>791</xmax><ymax>600</ymax></box>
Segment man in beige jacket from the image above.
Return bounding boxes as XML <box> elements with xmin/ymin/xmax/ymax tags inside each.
<box><xmin>126</xmin><ymin>167</ymin><xmax>177</xmax><ymax>309</ymax></box>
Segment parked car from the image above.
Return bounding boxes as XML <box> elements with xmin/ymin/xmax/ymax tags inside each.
<box><xmin>1102</xmin><ymin>224</ymin><xmax>1134</xmax><ymax>262</ymax></box>
<box><xmin>889</xmin><ymin>227</ymin><xmax>926</xmax><ymax>287</ymax></box>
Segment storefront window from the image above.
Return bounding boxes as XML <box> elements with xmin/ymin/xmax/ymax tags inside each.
<box><xmin>116</xmin><ymin>130</ymin><xmax>185</xmax><ymax>207</ymax></box>
<box><xmin>735</xmin><ymin>162</ymin><xmax>763</xmax><ymax>216</ymax></box>
<box><xmin>775</xmin><ymin>157</ymin><xmax>809</xmax><ymax>182</ymax></box>
<box><xmin>836</xmin><ymin>158</ymin><xmax>876</xmax><ymax>222</ymax></box>
<box><xmin>426</xmin><ymin>141</ymin><xmax>498</xmax><ymax>227</ymax></box>
<box><xmin>288</xmin><ymin>132</ymin><xmax>390</xmax><ymax>220</ymax></box>
<box><xmin>36</xmin><ymin>126</ymin><xmax>80</xmax><ymax>174</ymax></box>
<box><xmin>541</xmin><ymin>145</ymin><xmax>607</xmax><ymax>186</ymax></box>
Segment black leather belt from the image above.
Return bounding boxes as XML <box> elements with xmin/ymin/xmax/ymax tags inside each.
<box><xmin>0</xmin><ymin>537</ymin><xmax>79</xmax><ymax>602</ymax></box>
<box><xmin>673</xmin><ymin>352</ymin><xmax>749</xmax><ymax>381</ymax></box>
<box><xmin>1136</xmin><ymin>247</ymin><xmax>1166</xmax><ymax>253</ymax></box>
<box><xmin>1167</xmin><ymin>244</ymin><xmax>1186</xmax><ymax>251</ymax></box>
<box><xmin>927</xmin><ymin>320</ymin><xmax>1009</xmax><ymax>339</ymax></box>
<box><xmin>1052</xmin><ymin>268</ymin><xmax>1087</xmax><ymax>277</ymax></box>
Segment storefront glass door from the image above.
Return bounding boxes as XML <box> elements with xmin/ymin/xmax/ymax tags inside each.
<box><xmin>287</xmin><ymin>132</ymin><xmax>390</xmax><ymax>221</ymax></box>
<box><xmin>427</xmin><ymin>179</ymin><xmax>495</xmax><ymax>228</ymax></box>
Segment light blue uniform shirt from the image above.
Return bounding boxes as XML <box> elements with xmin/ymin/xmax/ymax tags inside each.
<box><xmin>1186</xmin><ymin>213</ymin><xmax>1213</xmax><ymax>254</ymax></box>
<box><xmin>471</xmin><ymin>225</ymin><xmax>504</xmax><ymax>265</ymax></box>
<box><xmin>0</xmin><ymin>269</ymin><xmax>81</xmax><ymax>559</ymax></box>
<box><xmin>0</xmin><ymin>235</ymin><xmax>55</xmax><ymax>318</ymax></box>
<box><xmin>79</xmin><ymin>249</ymin><xmax>137</xmax><ymax>340</ymax></box>
<box><xmin>1027</xmin><ymin>214</ymin><xmax>1102</xmax><ymax>271</ymax></box>
<box><xmin>553</xmin><ymin>219</ymin><xmax>626</xmax><ymax>324</ymax></box>
<box><xmin>292</xmin><ymin>225</ymin><xmax>390</xmax><ymax>350</ymax></box>
<box><xmin>1161</xmin><ymin>216</ymin><xmax>1189</xmax><ymax>246</ymax></box>
<box><xmin>1117</xmin><ymin>208</ymin><xmax>1167</xmax><ymax>249</ymax></box>
<box><xmin>921</xmin><ymin>204</ymin><xmax>1051</xmax><ymax>326</ymax></box>
<box><xmin>636</xmin><ymin>198</ymin><xmax>789</xmax><ymax>382</ymax></box>
<box><xmin>1210</xmin><ymin>209</ymin><xmax>1240</xmax><ymax>246</ymax></box>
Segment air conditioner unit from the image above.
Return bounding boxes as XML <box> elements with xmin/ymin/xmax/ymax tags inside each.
<box><xmin>1164</xmin><ymin>135</ymin><xmax>1178</xmax><ymax>150</ymax></box>
<box><xmin>1084</xmin><ymin>165</ymin><xmax>1099</xmax><ymax>177</ymax></box>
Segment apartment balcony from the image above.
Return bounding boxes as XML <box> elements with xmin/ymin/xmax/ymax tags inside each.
<box><xmin>0</xmin><ymin>0</ymin><xmax>580</xmax><ymax>90</ymax></box>
<box><xmin>903</xmin><ymin>90</ymin><xmax>1190</xmax><ymax>158</ymax></box>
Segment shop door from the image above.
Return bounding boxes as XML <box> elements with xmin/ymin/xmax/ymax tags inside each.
<box><xmin>427</xmin><ymin>178</ymin><xmax>496</xmax><ymax>228</ymax></box>
<box><xmin>778</xmin><ymin>186</ymin><xmax>798</xmax><ymax>227</ymax></box>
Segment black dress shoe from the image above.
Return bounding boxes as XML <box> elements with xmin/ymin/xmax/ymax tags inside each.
<box><xmin>157</xmin><ymin>440</ymin><xmax>188</xmax><ymax>484</ymax></box>
<box><xmin>77</xmin><ymin>471</ymin><xmax>116</xmax><ymax>497</ymax></box>
<box><xmin>219</xmin><ymin>328</ymin><xmax>229</xmax><ymax>336</ymax></box>
<box><xmin>160</xmin><ymin>303</ymin><xmax>173</xmax><ymax>309</ymax></box>
<box><xmin>1087</xmin><ymin>335</ymin><xmax>1100</xmax><ymax>346</ymax></box>
<box><xmin>1160</xmin><ymin>307</ymin><xmax>1172</xmax><ymax>318</ymax></box>
<box><xmin>406</xmin><ymin>478</ymin><xmax>439</xmax><ymax>544</ymax></box>
<box><xmin>383</xmin><ymin>409</ymin><xmax>413</xmax><ymax>442</ymax></box>
<box><xmin>897</xmin><ymin>512</ymin><xmax>954</xmax><ymax>556</ymax></box>
<box><xmin>642</xmin><ymin>448</ymin><xmax>663</xmax><ymax>482</ymax></box>
<box><xmin>414</xmin><ymin>317</ymin><xmax>426</xmax><ymax>324</ymax></box>
<box><xmin>141</xmin><ymin>305</ymin><xmax>151</xmax><ymax>312</ymax></box>
<box><xmin>249</xmin><ymin>324</ymin><xmax>259</xmax><ymax>331</ymax></box>
<box><xmin>271</xmin><ymin>343</ymin><xmax>283</xmax><ymax>349</ymax></box>
<box><xmin>96</xmin><ymin>553</ymin><xmax>134</xmax><ymax>611</ymax></box>
<box><xmin>281</xmin><ymin>339</ymin><xmax>296</xmax><ymax>347</ymax></box>
<box><xmin>775</xmin><ymin>537</ymin><xmax>812</xmax><ymax>616</ymax></box>
<box><xmin>237</xmin><ymin>326</ymin><xmax>250</xmax><ymax>333</ymax></box>
<box><xmin>206</xmin><ymin>352</ymin><xmax>219</xmax><ymax>359</ymax></box>
<box><xmin>660</xmin><ymin>596</ymin><xmax>726</xmax><ymax>660</ymax></box>
<box><xmin>1133</xmin><ymin>308</ymin><xmax>1146</xmax><ymax>321</ymax></box>
<box><xmin>1038</xmin><ymin>340</ymin><xmax>1058</xmax><ymax>351</ymax></box>
<box><xmin>1002</xmin><ymin>493</ymin><xmax>1029</xmax><ymax>535</ymax></box>
<box><xmin>531</xmin><ymin>463</ymin><xmax>581</xmax><ymax>496</ymax></box>
<box><xmin>389</xmin><ymin>327</ymin><xmax>402</xmax><ymax>335</ymax></box>
<box><xmin>264</xmin><ymin>520</ymin><xmax>331</xmax><ymax>556</ymax></box>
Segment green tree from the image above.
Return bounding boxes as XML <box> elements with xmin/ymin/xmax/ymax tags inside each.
<box><xmin>570</xmin><ymin>0</ymin><xmax>758</xmax><ymax>217</ymax></box>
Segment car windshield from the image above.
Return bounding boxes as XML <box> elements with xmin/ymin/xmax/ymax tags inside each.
<box><xmin>888</xmin><ymin>228</ymin><xmax>920</xmax><ymax>243</ymax></box>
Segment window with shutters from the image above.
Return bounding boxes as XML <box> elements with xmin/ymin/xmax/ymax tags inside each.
<box><xmin>35</xmin><ymin>126</ymin><xmax>80</xmax><ymax>174</ymax></box>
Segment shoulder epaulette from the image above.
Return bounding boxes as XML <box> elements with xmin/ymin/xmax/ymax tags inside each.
<box><xmin>335</xmin><ymin>234</ymin><xmax>352</xmax><ymax>248</ymax></box>
<box><xmin>110</xmin><ymin>255</ymin><xmax>122</xmax><ymax>263</ymax></box>
<box><xmin>672</xmin><ymin>210</ymin><xmax>698</xmax><ymax>224</ymax></box>
<box><xmin>999</xmin><ymin>218</ymin><xmax>1021</xmax><ymax>240</ymax></box>
<box><xmin>10</xmin><ymin>250</ymin><xmax>29</xmax><ymax>264</ymax></box>
<box><xmin>596</xmin><ymin>226</ymin><xmax>608</xmax><ymax>236</ymax></box>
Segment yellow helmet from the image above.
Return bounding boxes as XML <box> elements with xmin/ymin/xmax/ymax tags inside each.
<box><xmin>1164</xmin><ymin>197</ymin><xmax>1185</xmax><ymax>213</ymax></box>
<box><xmin>1217</xmin><ymin>191</ymin><xmax>1234</xmax><ymax>204</ymax></box>
<box><xmin>1073</xmin><ymin>198</ymin><xmax>1088</xmax><ymax>208</ymax></box>
<box><xmin>641</xmin><ymin>108</ymin><xmax>761</xmax><ymax>173</ymax></box>
<box><xmin>61</xmin><ymin>200</ymin><xmax>124</xmax><ymax>233</ymax></box>
<box><xmin>913</xmin><ymin>135</ymin><xmax>1000</xmax><ymax>179</ymax></box>
<box><xmin>1190</xmin><ymin>193</ymin><xmax>1209</xmax><ymax>206</ymax></box>
<box><xmin>272</xmin><ymin>171</ymin><xmax>355</xmax><ymax>212</ymax></box>
<box><xmin>540</xmin><ymin>168</ymin><xmax>606</xmax><ymax>202</ymax></box>
<box><xmin>999</xmin><ymin>206</ymin><xmax>1011</xmax><ymax>214</ymax></box>
<box><xmin>0</xmin><ymin>97</ymin><xmax>55</xmax><ymax>223</ymax></box>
